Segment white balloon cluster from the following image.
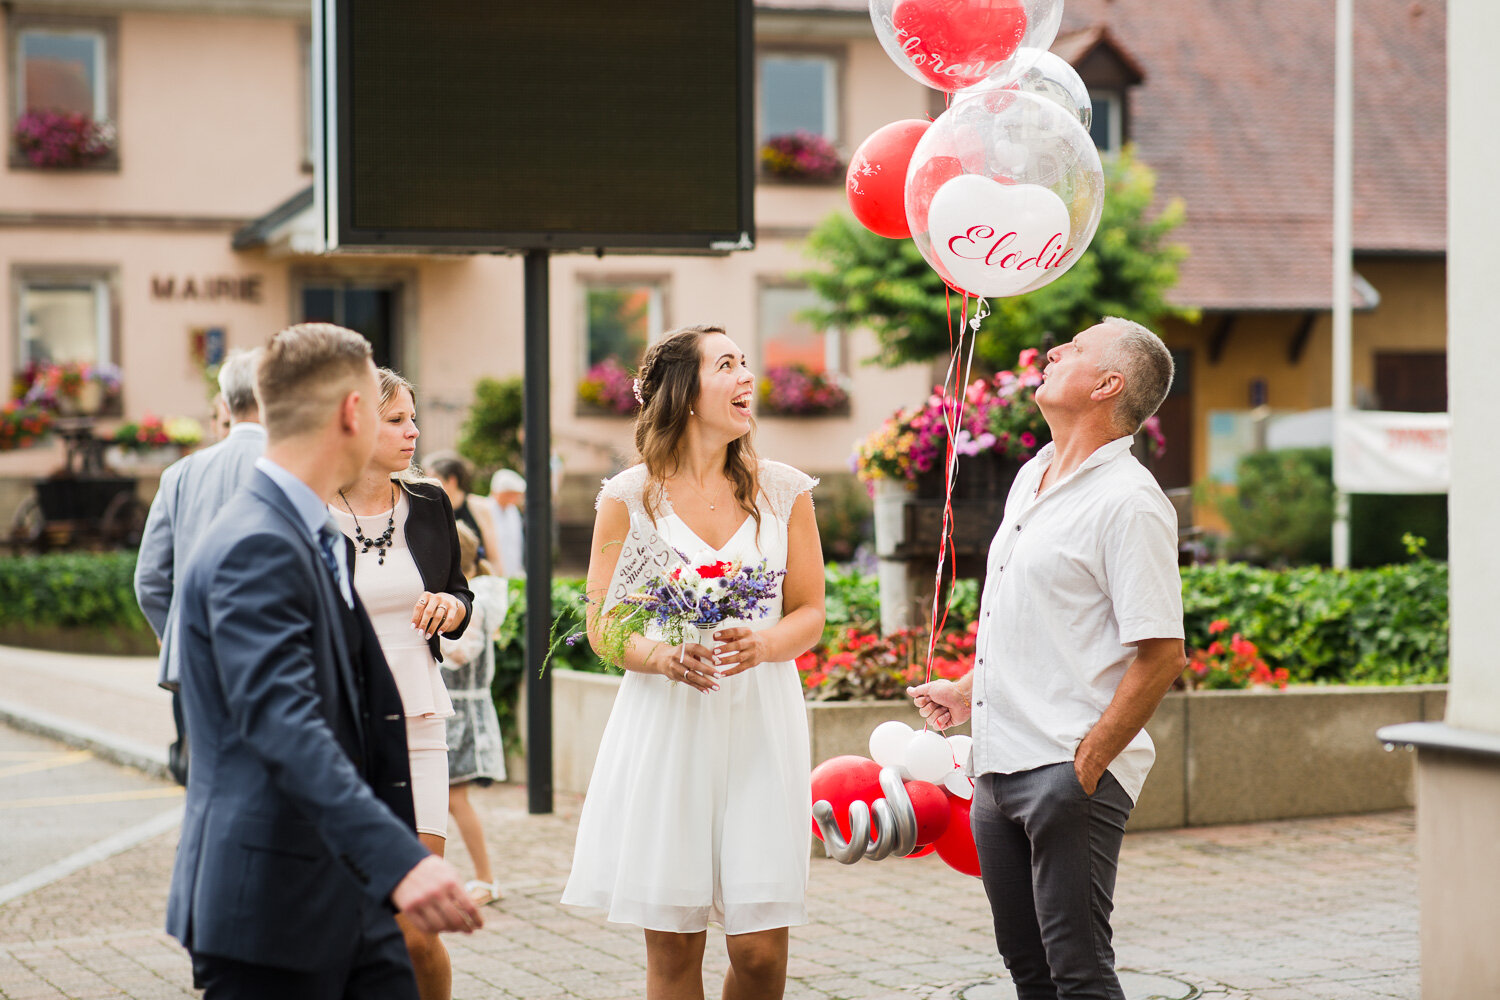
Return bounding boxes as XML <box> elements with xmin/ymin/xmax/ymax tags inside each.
<box><xmin>868</xmin><ymin>721</ymin><xmax>975</xmax><ymax>800</ymax></box>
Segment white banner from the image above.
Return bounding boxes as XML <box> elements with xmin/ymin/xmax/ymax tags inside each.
<box><xmin>1335</xmin><ymin>410</ymin><xmax>1450</xmax><ymax>494</ymax></box>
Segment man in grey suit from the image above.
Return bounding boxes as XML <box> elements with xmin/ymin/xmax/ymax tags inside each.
<box><xmin>134</xmin><ymin>349</ymin><xmax>265</xmax><ymax>785</ymax></box>
<box><xmin>167</xmin><ymin>323</ymin><xmax>480</xmax><ymax>998</ymax></box>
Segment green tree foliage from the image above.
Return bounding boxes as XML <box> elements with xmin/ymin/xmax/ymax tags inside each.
<box><xmin>800</xmin><ymin>146</ymin><xmax>1195</xmax><ymax>368</ymax></box>
<box><xmin>585</xmin><ymin>288</ymin><xmax>650</xmax><ymax>368</ymax></box>
<box><xmin>457</xmin><ymin>376</ymin><xmax>523</xmax><ymax>477</ymax></box>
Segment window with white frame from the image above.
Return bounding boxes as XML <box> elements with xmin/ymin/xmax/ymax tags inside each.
<box><xmin>758</xmin><ymin>52</ymin><xmax>838</xmax><ymax>144</ymax></box>
<box><xmin>583</xmin><ymin>282</ymin><xmax>664</xmax><ymax>372</ymax></box>
<box><xmin>16</xmin><ymin>271</ymin><xmax>114</xmax><ymax>368</ymax></box>
<box><xmin>758</xmin><ymin>285</ymin><xmax>841</xmax><ymax>375</ymax></box>
<box><xmin>1090</xmin><ymin>90</ymin><xmax>1123</xmax><ymax>154</ymax></box>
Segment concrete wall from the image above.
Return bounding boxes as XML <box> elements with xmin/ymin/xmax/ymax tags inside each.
<box><xmin>1131</xmin><ymin>685</ymin><xmax>1446</xmax><ymax>830</ymax></box>
<box><xmin>1414</xmin><ymin>3</ymin><xmax>1500</xmax><ymax>995</ymax></box>
<box><xmin>546</xmin><ymin>670</ymin><xmax>1443</xmax><ymax>830</ymax></box>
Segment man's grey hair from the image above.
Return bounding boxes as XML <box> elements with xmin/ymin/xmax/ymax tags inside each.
<box><xmin>217</xmin><ymin>348</ymin><xmax>263</xmax><ymax>419</ymax></box>
<box><xmin>1097</xmin><ymin>317</ymin><xmax>1173</xmax><ymax>433</ymax></box>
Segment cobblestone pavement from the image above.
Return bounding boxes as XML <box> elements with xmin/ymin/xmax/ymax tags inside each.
<box><xmin>0</xmin><ymin>776</ymin><xmax>1418</xmax><ymax>1000</ymax></box>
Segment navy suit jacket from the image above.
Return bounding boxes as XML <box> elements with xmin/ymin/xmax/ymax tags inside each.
<box><xmin>166</xmin><ymin>470</ymin><xmax>429</xmax><ymax>972</ymax></box>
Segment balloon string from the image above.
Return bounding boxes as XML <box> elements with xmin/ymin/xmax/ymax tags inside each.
<box><xmin>922</xmin><ymin>295</ymin><xmax>987</xmax><ymax>705</ymax></box>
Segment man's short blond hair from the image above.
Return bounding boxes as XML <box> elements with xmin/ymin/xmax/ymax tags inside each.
<box><xmin>1098</xmin><ymin>317</ymin><xmax>1174</xmax><ymax>433</ymax></box>
<box><xmin>256</xmin><ymin>323</ymin><xmax>373</xmax><ymax>441</ymax></box>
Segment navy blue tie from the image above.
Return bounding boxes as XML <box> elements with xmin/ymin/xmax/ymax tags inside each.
<box><xmin>317</xmin><ymin>522</ymin><xmax>352</xmax><ymax>608</ymax></box>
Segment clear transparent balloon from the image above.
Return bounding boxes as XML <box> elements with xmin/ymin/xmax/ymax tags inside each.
<box><xmin>905</xmin><ymin>90</ymin><xmax>1104</xmax><ymax>298</ymax></box>
<box><xmin>959</xmin><ymin>48</ymin><xmax>1092</xmax><ymax>131</ymax></box>
<box><xmin>869</xmin><ymin>0</ymin><xmax>1065</xmax><ymax>93</ymax></box>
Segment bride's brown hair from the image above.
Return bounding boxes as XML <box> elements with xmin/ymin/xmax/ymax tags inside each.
<box><xmin>633</xmin><ymin>324</ymin><xmax>762</xmax><ymax>536</ymax></box>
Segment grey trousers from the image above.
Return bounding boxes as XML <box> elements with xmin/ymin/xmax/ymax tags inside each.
<box><xmin>971</xmin><ymin>763</ymin><xmax>1134</xmax><ymax>1000</ymax></box>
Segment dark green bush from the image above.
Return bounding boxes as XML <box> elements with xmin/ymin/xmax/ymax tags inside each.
<box><xmin>1222</xmin><ymin>448</ymin><xmax>1335</xmax><ymax>565</ymax></box>
<box><xmin>1219</xmin><ymin>446</ymin><xmax>1451</xmax><ymax>569</ymax></box>
<box><xmin>1350</xmin><ymin>494</ymin><xmax>1449</xmax><ymax>566</ymax></box>
<box><xmin>457</xmin><ymin>376</ymin><xmax>523</xmax><ymax>479</ymax></box>
<box><xmin>812</xmin><ymin>475</ymin><xmax>873</xmax><ymax>563</ymax></box>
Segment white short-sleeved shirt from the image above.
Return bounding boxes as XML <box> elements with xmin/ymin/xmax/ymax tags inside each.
<box><xmin>970</xmin><ymin>436</ymin><xmax>1183</xmax><ymax>803</ymax></box>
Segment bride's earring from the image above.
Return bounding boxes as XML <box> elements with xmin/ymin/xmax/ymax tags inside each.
<box><xmin>690</xmin><ymin>408</ymin><xmax>696</xmax><ymax>416</ymax></box>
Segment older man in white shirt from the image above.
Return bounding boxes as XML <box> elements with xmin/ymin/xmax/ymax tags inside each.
<box><xmin>910</xmin><ymin>317</ymin><xmax>1186</xmax><ymax>1000</ymax></box>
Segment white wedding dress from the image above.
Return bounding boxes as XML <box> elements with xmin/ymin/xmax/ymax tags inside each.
<box><xmin>561</xmin><ymin>460</ymin><xmax>818</xmax><ymax>935</ymax></box>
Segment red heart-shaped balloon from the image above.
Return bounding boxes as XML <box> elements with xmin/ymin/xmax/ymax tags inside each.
<box><xmin>892</xmin><ymin>0</ymin><xmax>1029</xmax><ymax>90</ymax></box>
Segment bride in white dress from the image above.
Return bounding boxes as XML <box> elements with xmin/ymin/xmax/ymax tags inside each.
<box><xmin>562</xmin><ymin>324</ymin><xmax>826</xmax><ymax>1000</ymax></box>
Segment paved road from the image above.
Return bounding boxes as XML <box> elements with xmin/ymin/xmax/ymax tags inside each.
<box><xmin>0</xmin><ymin>647</ymin><xmax>1421</xmax><ymax>1000</ymax></box>
<box><xmin>0</xmin><ymin>725</ymin><xmax>181</xmax><ymax>902</ymax></box>
<box><xmin>0</xmin><ymin>773</ymin><xmax>1419</xmax><ymax>1000</ymax></box>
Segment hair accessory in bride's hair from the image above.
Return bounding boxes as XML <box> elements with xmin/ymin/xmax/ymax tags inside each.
<box><xmin>633</xmin><ymin>359</ymin><xmax>654</xmax><ymax>406</ymax></box>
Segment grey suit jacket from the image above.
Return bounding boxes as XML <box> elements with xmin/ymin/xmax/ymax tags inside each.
<box><xmin>134</xmin><ymin>423</ymin><xmax>266</xmax><ymax>690</ymax></box>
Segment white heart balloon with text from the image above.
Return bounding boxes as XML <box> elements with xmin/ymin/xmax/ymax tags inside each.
<box><xmin>927</xmin><ymin>174</ymin><xmax>1072</xmax><ymax>298</ymax></box>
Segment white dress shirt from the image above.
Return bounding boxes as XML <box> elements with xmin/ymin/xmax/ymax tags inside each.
<box><xmin>970</xmin><ymin>436</ymin><xmax>1183</xmax><ymax>803</ymax></box>
<box><xmin>254</xmin><ymin>457</ymin><xmax>353</xmax><ymax>608</ymax></box>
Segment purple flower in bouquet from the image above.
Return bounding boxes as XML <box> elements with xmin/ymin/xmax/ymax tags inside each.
<box><xmin>580</xmin><ymin>548</ymin><xmax>789</xmax><ymax>671</ymax></box>
<box><xmin>629</xmin><ymin>552</ymin><xmax>787</xmax><ymax>630</ymax></box>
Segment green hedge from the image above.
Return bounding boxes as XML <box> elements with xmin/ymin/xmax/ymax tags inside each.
<box><xmin>0</xmin><ymin>552</ymin><xmax>152</xmax><ymax>632</ymax></box>
<box><xmin>1180</xmin><ymin>560</ymin><xmax>1448</xmax><ymax>684</ymax></box>
<box><xmin>507</xmin><ymin>561</ymin><xmax>1449</xmax><ymax>689</ymax></box>
<box><xmin>0</xmin><ymin>552</ymin><xmax>1444</xmax><ymax>745</ymax></box>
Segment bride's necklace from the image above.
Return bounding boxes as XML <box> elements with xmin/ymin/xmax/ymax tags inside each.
<box><xmin>676</xmin><ymin>476</ymin><xmax>727</xmax><ymax>511</ymax></box>
<box><xmin>338</xmin><ymin>483</ymin><xmax>397</xmax><ymax>565</ymax></box>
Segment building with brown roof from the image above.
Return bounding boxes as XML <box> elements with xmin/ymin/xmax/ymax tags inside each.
<box><xmin>1052</xmin><ymin>0</ymin><xmax>1447</xmax><ymax>495</ymax></box>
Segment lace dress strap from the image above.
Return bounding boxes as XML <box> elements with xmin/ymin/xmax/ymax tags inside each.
<box><xmin>757</xmin><ymin>460</ymin><xmax>819</xmax><ymax>523</ymax></box>
<box><xmin>596</xmin><ymin>464</ymin><xmax>673</xmax><ymax>522</ymax></box>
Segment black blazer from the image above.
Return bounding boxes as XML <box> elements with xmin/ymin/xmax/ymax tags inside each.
<box><xmin>351</xmin><ymin>481</ymin><xmax>473</xmax><ymax>664</ymax></box>
<box><xmin>166</xmin><ymin>470</ymin><xmax>427</xmax><ymax>973</ymax></box>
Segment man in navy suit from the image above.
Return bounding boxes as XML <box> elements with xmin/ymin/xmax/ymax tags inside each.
<box><xmin>167</xmin><ymin>323</ymin><xmax>481</xmax><ymax>998</ymax></box>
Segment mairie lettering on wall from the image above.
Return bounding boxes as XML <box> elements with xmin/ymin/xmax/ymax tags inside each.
<box><xmin>150</xmin><ymin>275</ymin><xmax>263</xmax><ymax>304</ymax></box>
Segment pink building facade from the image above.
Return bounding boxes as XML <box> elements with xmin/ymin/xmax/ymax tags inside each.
<box><xmin>1</xmin><ymin>1</ymin><xmax>933</xmax><ymax>534</ymax></box>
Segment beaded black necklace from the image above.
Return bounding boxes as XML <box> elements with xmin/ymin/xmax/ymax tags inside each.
<box><xmin>338</xmin><ymin>484</ymin><xmax>397</xmax><ymax>565</ymax></box>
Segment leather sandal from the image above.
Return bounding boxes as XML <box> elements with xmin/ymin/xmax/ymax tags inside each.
<box><xmin>465</xmin><ymin>879</ymin><xmax>502</xmax><ymax>906</ymax></box>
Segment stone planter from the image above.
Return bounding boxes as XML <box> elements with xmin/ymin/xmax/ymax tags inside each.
<box><xmin>106</xmin><ymin>445</ymin><xmax>181</xmax><ymax>472</ymax></box>
<box><xmin>535</xmin><ymin>669</ymin><xmax>1447</xmax><ymax>830</ymax></box>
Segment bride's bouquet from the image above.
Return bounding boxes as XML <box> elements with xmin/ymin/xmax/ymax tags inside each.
<box><xmin>584</xmin><ymin>513</ymin><xmax>787</xmax><ymax>669</ymax></box>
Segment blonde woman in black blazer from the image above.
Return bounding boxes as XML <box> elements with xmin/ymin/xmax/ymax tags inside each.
<box><xmin>330</xmin><ymin>368</ymin><xmax>472</xmax><ymax>1000</ymax></box>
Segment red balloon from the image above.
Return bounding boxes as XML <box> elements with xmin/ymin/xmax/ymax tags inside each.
<box><xmin>847</xmin><ymin>119</ymin><xmax>932</xmax><ymax>239</ymax></box>
<box><xmin>905</xmin><ymin>779</ymin><xmax>951</xmax><ymax>845</ymax></box>
<box><xmin>905</xmin><ymin>154</ymin><xmax>965</xmax><ymax>237</ymax></box>
<box><xmin>933</xmin><ymin>792</ymin><xmax>982</xmax><ymax>877</ymax></box>
<box><xmin>905</xmin><ymin>842</ymin><xmax>937</xmax><ymax>858</ymax></box>
<box><xmin>810</xmin><ymin>755</ymin><xmax>884</xmax><ymax>841</ymax></box>
<box><xmin>891</xmin><ymin>0</ymin><xmax>1029</xmax><ymax>91</ymax></box>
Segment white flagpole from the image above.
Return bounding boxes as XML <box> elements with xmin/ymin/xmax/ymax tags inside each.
<box><xmin>1331</xmin><ymin>0</ymin><xmax>1354</xmax><ymax>569</ymax></box>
